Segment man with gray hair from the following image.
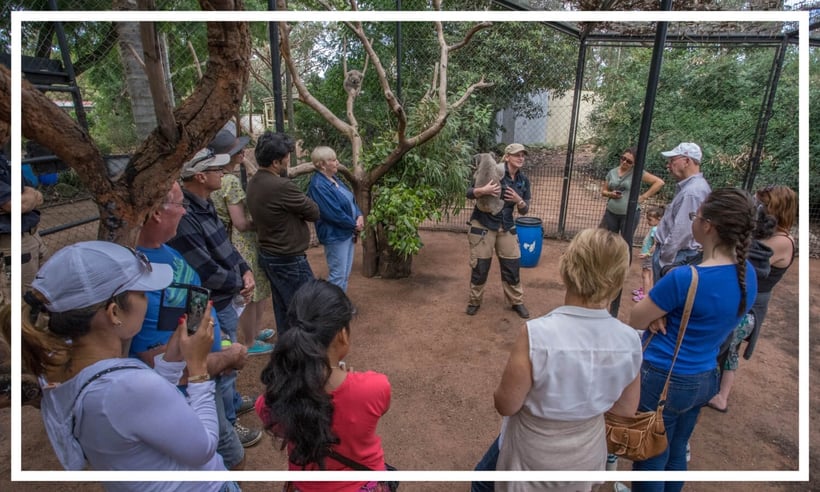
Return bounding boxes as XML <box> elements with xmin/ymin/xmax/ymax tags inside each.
<box><xmin>652</xmin><ymin>142</ymin><xmax>711</xmax><ymax>281</ymax></box>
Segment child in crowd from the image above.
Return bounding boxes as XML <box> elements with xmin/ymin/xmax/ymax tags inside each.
<box><xmin>633</xmin><ymin>206</ymin><xmax>664</xmax><ymax>302</ymax></box>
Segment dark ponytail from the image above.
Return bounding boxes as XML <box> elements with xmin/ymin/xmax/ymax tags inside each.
<box><xmin>700</xmin><ymin>188</ymin><xmax>755</xmax><ymax>316</ymax></box>
<box><xmin>259</xmin><ymin>279</ymin><xmax>353</xmax><ymax>468</ymax></box>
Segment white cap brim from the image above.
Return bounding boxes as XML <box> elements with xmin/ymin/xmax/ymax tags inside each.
<box><xmin>114</xmin><ymin>262</ymin><xmax>174</xmax><ymax>296</ymax></box>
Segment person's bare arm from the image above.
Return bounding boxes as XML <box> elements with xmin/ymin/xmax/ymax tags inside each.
<box><xmin>630</xmin><ymin>297</ymin><xmax>668</xmax><ymax>335</ymax></box>
<box><xmin>21</xmin><ymin>186</ymin><xmax>43</xmax><ymax>214</ymax></box>
<box><xmin>206</xmin><ymin>343</ymin><xmax>248</xmax><ymax>377</ymax></box>
<box><xmin>227</xmin><ymin>202</ymin><xmax>252</xmax><ymax>232</ymax></box>
<box><xmin>639</xmin><ymin>171</ymin><xmax>665</xmax><ymax>204</ymax></box>
<box><xmin>493</xmin><ymin>324</ymin><xmax>533</xmax><ymax>416</ymax></box>
<box><xmin>601</xmin><ymin>179</ymin><xmax>615</xmax><ymax>199</ymax></box>
<box><xmin>607</xmin><ymin>373</ymin><xmax>641</xmax><ymax>417</ymax></box>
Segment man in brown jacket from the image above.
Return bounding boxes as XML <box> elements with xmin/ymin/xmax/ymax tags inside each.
<box><xmin>246</xmin><ymin>131</ymin><xmax>319</xmax><ymax>335</ymax></box>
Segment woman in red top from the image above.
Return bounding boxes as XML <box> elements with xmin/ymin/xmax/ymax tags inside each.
<box><xmin>255</xmin><ymin>279</ymin><xmax>392</xmax><ymax>492</ymax></box>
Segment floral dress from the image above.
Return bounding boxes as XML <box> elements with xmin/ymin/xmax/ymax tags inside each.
<box><xmin>211</xmin><ymin>172</ymin><xmax>271</xmax><ymax>303</ymax></box>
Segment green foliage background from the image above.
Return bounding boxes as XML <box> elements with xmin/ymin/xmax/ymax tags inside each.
<box><xmin>586</xmin><ymin>44</ymin><xmax>800</xmax><ymax>204</ymax></box>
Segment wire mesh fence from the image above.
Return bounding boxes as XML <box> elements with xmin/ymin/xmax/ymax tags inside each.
<box><xmin>1</xmin><ymin>5</ymin><xmax>811</xmax><ymax>257</ymax></box>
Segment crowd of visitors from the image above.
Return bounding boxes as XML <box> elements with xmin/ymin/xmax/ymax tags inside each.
<box><xmin>14</xmin><ymin>128</ymin><xmax>798</xmax><ymax>492</ymax></box>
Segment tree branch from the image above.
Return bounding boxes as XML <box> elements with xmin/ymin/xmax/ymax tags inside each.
<box><xmin>450</xmin><ymin>77</ymin><xmax>494</xmax><ymax>110</ymax></box>
<box><xmin>448</xmin><ymin>22</ymin><xmax>493</xmax><ymax>52</ymax></box>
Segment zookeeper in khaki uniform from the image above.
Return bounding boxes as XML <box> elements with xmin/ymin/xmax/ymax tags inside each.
<box><xmin>0</xmin><ymin>150</ymin><xmax>47</xmax><ymax>304</ymax></box>
<box><xmin>465</xmin><ymin>143</ymin><xmax>532</xmax><ymax>319</ymax></box>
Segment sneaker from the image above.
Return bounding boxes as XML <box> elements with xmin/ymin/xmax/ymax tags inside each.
<box><xmin>466</xmin><ymin>304</ymin><xmax>480</xmax><ymax>316</ymax></box>
<box><xmin>247</xmin><ymin>339</ymin><xmax>274</xmax><ymax>355</ymax></box>
<box><xmin>256</xmin><ymin>328</ymin><xmax>276</xmax><ymax>342</ymax></box>
<box><xmin>686</xmin><ymin>441</ymin><xmax>691</xmax><ymax>462</ymax></box>
<box><xmin>606</xmin><ymin>454</ymin><xmax>618</xmax><ymax>471</ymax></box>
<box><xmin>236</xmin><ymin>395</ymin><xmax>256</xmax><ymax>417</ymax></box>
<box><xmin>632</xmin><ymin>293</ymin><xmax>645</xmax><ymax>302</ymax></box>
<box><xmin>234</xmin><ymin>422</ymin><xmax>262</xmax><ymax>448</ymax></box>
<box><xmin>632</xmin><ymin>287</ymin><xmax>644</xmax><ymax>296</ymax></box>
<box><xmin>613</xmin><ymin>482</ymin><xmax>631</xmax><ymax>492</ymax></box>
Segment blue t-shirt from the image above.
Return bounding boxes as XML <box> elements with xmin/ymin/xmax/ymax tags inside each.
<box><xmin>643</xmin><ymin>262</ymin><xmax>757</xmax><ymax>374</ymax></box>
<box><xmin>129</xmin><ymin>244</ymin><xmax>222</xmax><ymax>357</ymax></box>
<box><xmin>641</xmin><ymin>226</ymin><xmax>657</xmax><ymax>255</ymax></box>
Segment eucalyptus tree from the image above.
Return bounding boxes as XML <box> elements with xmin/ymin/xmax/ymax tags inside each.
<box><xmin>0</xmin><ymin>0</ymin><xmax>251</xmax><ymax>245</ymax></box>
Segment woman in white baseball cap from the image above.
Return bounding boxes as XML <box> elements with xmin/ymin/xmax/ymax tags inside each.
<box><xmin>22</xmin><ymin>240</ymin><xmax>239</xmax><ymax>492</ymax></box>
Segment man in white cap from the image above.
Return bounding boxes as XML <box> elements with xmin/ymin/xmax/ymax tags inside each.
<box><xmin>465</xmin><ymin>142</ymin><xmax>532</xmax><ymax>319</ymax></box>
<box><xmin>168</xmin><ymin>148</ymin><xmax>262</xmax><ymax>448</ymax></box>
<box><xmin>652</xmin><ymin>142</ymin><xmax>711</xmax><ymax>281</ymax></box>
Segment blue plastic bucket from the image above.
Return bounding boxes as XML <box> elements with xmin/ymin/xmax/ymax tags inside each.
<box><xmin>39</xmin><ymin>172</ymin><xmax>59</xmax><ymax>186</ymax></box>
<box><xmin>22</xmin><ymin>164</ymin><xmax>39</xmax><ymax>187</ymax></box>
<box><xmin>516</xmin><ymin>217</ymin><xmax>543</xmax><ymax>268</ymax></box>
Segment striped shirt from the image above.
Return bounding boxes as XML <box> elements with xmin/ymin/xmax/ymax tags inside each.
<box><xmin>168</xmin><ymin>188</ymin><xmax>250</xmax><ymax>310</ymax></box>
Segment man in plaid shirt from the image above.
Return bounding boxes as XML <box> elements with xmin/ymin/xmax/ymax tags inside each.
<box><xmin>169</xmin><ymin>148</ymin><xmax>262</xmax><ymax>448</ymax></box>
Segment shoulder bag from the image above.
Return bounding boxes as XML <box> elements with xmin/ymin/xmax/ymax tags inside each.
<box><xmin>605</xmin><ymin>266</ymin><xmax>698</xmax><ymax>462</ymax></box>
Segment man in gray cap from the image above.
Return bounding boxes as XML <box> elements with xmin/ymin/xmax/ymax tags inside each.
<box><xmin>465</xmin><ymin>142</ymin><xmax>532</xmax><ymax>319</ymax></box>
<box><xmin>168</xmin><ymin>148</ymin><xmax>262</xmax><ymax>448</ymax></box>
<box><xmin>652</xmin><ymin>142</ymin><xmax>712</xmax><ymax>281</ymax></box>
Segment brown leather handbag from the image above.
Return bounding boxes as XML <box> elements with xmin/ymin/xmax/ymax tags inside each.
<box><xmin>605</xmin><ymin>266</ymin><xmax>698</xmax><ymax>462</ymax></box>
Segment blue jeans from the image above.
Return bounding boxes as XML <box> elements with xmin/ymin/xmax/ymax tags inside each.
<box><xmin>652</xmin><ymin>247</ymin><xmax>699</xmax><ymax>284</ymax></box>
<box><xmin>213</xmin><ymin>375</ymin><xmax>244</xmax><ymax>469</ymax></box>
<box><xmin>257</xmin><ymin>250</ymin><xmax>314</xmax><ymax>335</ymax></box>
<box><xmin>631</xmin><ymin>361</ymin><xmax>720</xmax><ymax>492</ymax></box>
<box><xmin>324</xmin><ymin>238</ymin><xmax>355</xmax><ymax>292</ymax></box>
<box><xmin>216</xmin><ymin>306</ymin><xmax>243</xmax><ymax>422</ymax></box>
<box><xmin>470</xmin><ymin>435</ymin><xmax>500</xmax><ymax>492</ymax></box>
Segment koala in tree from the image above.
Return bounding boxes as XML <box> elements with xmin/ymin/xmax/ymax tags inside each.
<box><xmin>344</xmin><ymin>70</ymin><xmax>363</xmax><ymax>96</ymax></box>
<box><xmin>472</xmin><ymin>153</ymin><xmax>505</xmax><ymax>215</ymax></box>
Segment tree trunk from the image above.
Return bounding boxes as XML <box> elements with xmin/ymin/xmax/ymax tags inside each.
<box><xmin>114</xmin><ymin>3</ymin><xmax>158</xmax><ymax>141</ymax></box>
<box><xmin>0</xmin><ymin>0</ymin><xmax>251</xmax><ymax>247</ymax></box>
<box><xmin>375</xmin><ymin>224</ymin><xmax>413</xmax><ymax>279</ymax></box>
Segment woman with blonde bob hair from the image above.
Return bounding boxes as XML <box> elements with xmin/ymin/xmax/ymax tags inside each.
<box><xmin>472</xmin><ymin>229</ymin><xmax>642</xmax><ymax>492</ymax></box>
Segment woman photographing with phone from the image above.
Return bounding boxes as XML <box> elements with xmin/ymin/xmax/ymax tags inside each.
<box><xmin>22</xmin><ymin>241</ymin><xmax>238</xmax><ymax>492</ymax></box>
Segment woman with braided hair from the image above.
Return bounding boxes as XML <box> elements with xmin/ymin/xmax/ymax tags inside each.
<box><xmin>629</xmin><ymin>188</ymin><xmax>758</xmax><ymax>492</ymax></box>
<box><xmin>255</xmin><ymin>279</ymin><xmax>392</xmax><ymax>492</ymax></box>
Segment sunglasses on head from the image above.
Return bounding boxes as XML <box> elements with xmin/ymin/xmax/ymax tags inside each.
<box><xmin>109</xmin><ymin>247</ymin><xmax>153</xmax><ymax>299</ymax></box>
<box><xmin>189</xmin><ymin>148</ymin><xmax>216</xmax><ymax>169</ymax></box>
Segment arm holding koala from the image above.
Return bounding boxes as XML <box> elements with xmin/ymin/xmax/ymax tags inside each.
<box><xmin>467</xmin><ymin>180</ymin><xmax>501</xmax><ymax>199</ymax></box>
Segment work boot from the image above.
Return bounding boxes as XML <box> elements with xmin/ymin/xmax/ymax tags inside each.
<box><xmin>466</xmin><ymin>304</ymin><xmax>480</xmax><ymax>316</ymax></box>
<box><xmin>512</xmin><ymin>304</ymin><xmax>529</xmax><ymax>319</ymax></box>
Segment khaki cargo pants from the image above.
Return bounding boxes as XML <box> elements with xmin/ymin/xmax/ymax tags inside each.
<box><xmin>0</xmin><ymin>230</ymin><xmax>47</xmax><ymax>304</ymax></box>
<box><xmin>467</xmin><ymin>219</ymin><xmax>524</xmax><ymax>307</ymax></box>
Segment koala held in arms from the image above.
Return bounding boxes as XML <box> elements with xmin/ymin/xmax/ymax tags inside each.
<box><xmin>472</xmin><ymin>153</ymin><xmax>505</xmax><ymax>215</ymax></box>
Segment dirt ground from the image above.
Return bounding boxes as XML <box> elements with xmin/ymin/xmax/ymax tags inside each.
<box><xmin>0</xmin><ymin>227</ymin><xmax>812</xmax><ymax>491</ymax></box>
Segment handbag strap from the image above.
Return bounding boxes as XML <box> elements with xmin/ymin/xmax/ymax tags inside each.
<box><xmin>655</xmin><ymin>266</ymin><xmax>698</xmax><ymax>408</ymax></box>
<box><xmin>327</xmin><ymin>449</ymin><xmax>373</xmax><ymax>471</ymax></box>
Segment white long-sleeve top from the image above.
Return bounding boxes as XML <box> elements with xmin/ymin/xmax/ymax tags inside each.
<box><xmin>40</xmin><ymin>357</ymin><xmax>226</xmax><ymax>492</ymax></box>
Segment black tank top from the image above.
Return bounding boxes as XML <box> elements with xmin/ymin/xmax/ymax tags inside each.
<box><xmin>757</xmin><ymin>234</ymin><xmax>795</xmax><ymax>293</ymax></box>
